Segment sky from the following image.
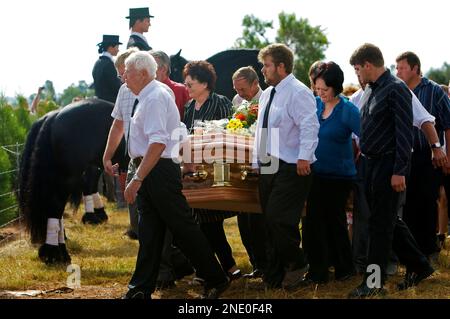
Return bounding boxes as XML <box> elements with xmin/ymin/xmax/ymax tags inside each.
<box><xmin>0</xmin><ymin>0</ymin><xmax>449</xmax><ymax>98</ymax></box>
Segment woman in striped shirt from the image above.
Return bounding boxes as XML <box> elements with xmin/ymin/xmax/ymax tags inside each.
<box><xmin>182</xmin><ymin>61</ymin><xmax>242</xmax><ymax>281</ymax></box>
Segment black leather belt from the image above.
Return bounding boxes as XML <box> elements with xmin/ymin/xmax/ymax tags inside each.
<box><xmin>132</xmin><ymin>157</ymin><xmax>143</xmax><ymax>167</ymax></box>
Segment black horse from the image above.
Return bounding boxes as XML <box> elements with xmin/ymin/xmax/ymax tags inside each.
<box><xmin>170</xmin><ymin>49</ymin><xmax>267</xmax><ymax>101</ymax></box>
<box><xmin>19</xmin><ymin>98</ymin><xmax>127</xmax><ymax>264</ymax></box>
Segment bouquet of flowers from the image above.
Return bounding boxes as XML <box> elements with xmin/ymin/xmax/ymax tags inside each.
<box><xmin>191</xmin><ymin>100</ymin><xmax>259</xmax><ymax>137</ymax></box>
<box><xmin>225</xmin><ymin>100</ymin><xmax>259</xmax><ymax>136</ymax></box>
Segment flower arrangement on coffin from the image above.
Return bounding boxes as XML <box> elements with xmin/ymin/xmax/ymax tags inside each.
<box><xmin>225</xmin><ymin>100</ymin><xmax>259</xmax><ymax>136</ymax></box>
<box><xmin>191</xmin><ymin>100</ymin><xmax>259</xmax><ymax>137</ymax></box>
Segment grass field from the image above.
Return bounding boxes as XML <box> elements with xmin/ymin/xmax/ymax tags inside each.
<box><xmin>0</xmin><ymin>202</ymin><xmax>449</xmax><ymax>299</ymax></box>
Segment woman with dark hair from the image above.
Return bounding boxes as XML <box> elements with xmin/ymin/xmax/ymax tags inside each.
<box><xmin>303</xmin><ymin>61</ymin><xmax>360</xmax><ymax>284</ymax></box>
<box><xmin>182</xmin><ymin>61</ymin><xmax>242</xmax><ymax>280</ymax></box>
<box><xmin>92</xmin><ymin>35</ymin><xmax>123</xmax><ymax>103</ymax></box>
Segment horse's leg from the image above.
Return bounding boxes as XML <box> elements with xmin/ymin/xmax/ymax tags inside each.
<box><xmin>81</xmin><ymin>165</ymin><xmax>107</xmax><ymax>224</ymax></box>
<box><xmin>93</xmin><ymin>192</ymin><xmax>108</xmax><ymax>221</ymax></box>
<box><xmin>58</xmin><ymin>218</ymin><xmax>71</xmax><ymax>264</ymax></box>
<box><xmin>38</xmin><ymin>190</ymin><xmax>71</xmax><ymax>264</ymax></box>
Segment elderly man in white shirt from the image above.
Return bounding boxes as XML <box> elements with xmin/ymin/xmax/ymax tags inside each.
<box><xmin>253</xmin><ymin>43</ymin><xmax>319</xmax><ymax>291</ymax></box>
<box><xmin>120</xmin><ymin>51</ymin><xmax>229</xmax><ymax>299</ymax></box>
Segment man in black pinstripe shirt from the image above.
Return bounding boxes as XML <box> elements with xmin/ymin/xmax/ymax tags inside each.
<box><xmin>348</xmin><ymin>43</ymin><xmax>433</xmax><ymax>298</ymax></box>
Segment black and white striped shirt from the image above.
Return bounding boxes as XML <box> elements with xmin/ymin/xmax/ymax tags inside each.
<box><xmin>182</xmin><ymin>91</ymin><xmax>233</xmax><ymax>222</ymax></box>
<box><xmin>360</xmin><ymin>70</ymin><xmax>413</xmax><ymax>176</ymax></box>
<box><xmin>183</xmin><ymin>92</ymin><xmax>232</xmax><ymax>131</ymax></box>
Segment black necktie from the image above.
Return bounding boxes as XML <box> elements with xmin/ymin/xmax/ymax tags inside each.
<box><xmin>259</xmin><ymin>88</ymin><xmax>276</xmax><ymax>164</ymax></box>
<box><xmin>126</xmin><ymin>99</ymin><xmax>139</xmax><ymax>157</ymax></box>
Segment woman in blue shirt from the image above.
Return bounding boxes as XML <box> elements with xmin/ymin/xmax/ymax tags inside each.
<box><xmin>303</xmin><ymin>62</ymin><xmax>360</xmax><ymax>284</ymax></box>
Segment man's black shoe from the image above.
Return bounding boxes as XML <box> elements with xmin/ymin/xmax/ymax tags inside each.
<box><xmin>122</xmin><ymin>289</ymin><xmax>152</xmax><ymax>299</ymax></box>
<box><xmin>397</xmin><ymin>266</ymin><xmax>434</xmax><ymax>291</ymax></box>
<box><xmin>200</xmin><ymin>279</ymin><xmax>230</xmax><ymax>299</ymax></box>
<box><xmin>281</xmin><ymin>264</ymin><xmax>309</xmax><ymax>291</ymax></box>
<box><xmin>227</xmin><ymin>269</ymin><xmax>242</xmax><ymax>281</ymax></box>
<box><xmin>348</xmin><ymin>282</ymin><xmax>386</xmax><ymax>298</ymax></box>
<box><xmin>155</xmin><ymin>280</ymin><xmax>176</xmax><ymax>290</ymax></box>
<box><xmin>242</xmin><ymin>269</ymin><xmax>264</xmax><ymax>279</ymax></box>
<box><xmin>297</xmin><ymin>272</ymin><xmax>328</xmax><ymax>287</ymax></box>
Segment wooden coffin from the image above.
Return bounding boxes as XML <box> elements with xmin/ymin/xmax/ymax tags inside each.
<box><xmin>181</xmin><ymin>133</ymin><xmax>261</xmax><ymax>213</ymax></box>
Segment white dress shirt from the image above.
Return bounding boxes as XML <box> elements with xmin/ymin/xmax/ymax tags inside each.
<box><xmin>128</xmin><ymin>80</ymin><xmax>181</xmax><ymax>160</ymax></box>
<box><xmin>253</xmin><ymin>73</ymin><xmax>319</xmax><ymax>166</ymax></box>
<box><xmin>112</xmin><ymin>82</ymin><xmax>175</xmax><ymax>142</ymax></box>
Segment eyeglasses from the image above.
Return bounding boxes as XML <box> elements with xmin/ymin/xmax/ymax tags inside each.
<box><xmin>184</xmin><ymin>81</ymin><xmax>198</xmax><ymax>89</ymax></box>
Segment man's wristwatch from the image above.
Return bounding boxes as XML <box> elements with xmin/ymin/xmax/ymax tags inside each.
<box><xmin>430</xmin><ymin>142</ymin><xmax>442</xmax><ymax>149</ymax></box>
<box><xmin>132</xmin><ymin>173</ymin><xmax>144</xmax><ymax>182</ymax></box>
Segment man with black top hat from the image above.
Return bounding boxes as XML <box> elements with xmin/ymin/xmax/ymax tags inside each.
<box><xmin>126</xmin><ymin>7</ymin><xmax>153</xmax><ymax>51</ymax></box>
<box><xmin>92</xmin><ymin>35</ymin><xmax>122</xmax><ymax>103</ymax></box>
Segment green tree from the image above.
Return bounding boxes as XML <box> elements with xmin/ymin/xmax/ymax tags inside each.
<box><xmin>0</xmin><ymin>104</ymin><xmax>26</xmax><ymax>148</ymax></box>
<box><xmin>44</xmin><ymin>80</ymin><xmax>56</xmax><ymax>101</ymax></box>
<box><xmin>233</xmin><ymin>12</ymin><xmax>329</xmax><ymax>85</ymax></box>
<box><xmin>275</xmin><ymin>12</ymin><xmax>329</xmax><ymax>84</ymax></box>
<box><xmin>59</xmin><ymin>80</ymin><xmax>95</xmax><ymax>106</ymax></box>
<box><xmin>234</xmin><ymin>14</ymin><xmax>273</xmax><ymax>49</ymax></box>
<box><xmin>0</xmin><ymin>147</ymin><xmax>16</xmax><ymax>226</ymax></box>
<box><xmin>36</xmin><ymin>100</ymin><xmax>59</xmax><ymax>118</ymax></box>
<box><xmin>426</xmin><ymin>62</ymin><xmax>450</xmax><ymax>85</ymax></box>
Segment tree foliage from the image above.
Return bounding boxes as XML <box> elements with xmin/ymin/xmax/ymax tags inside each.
<box><xmin>426</xmin><ymin>62</ymin><xmax>450</xmax><ymax>85</ymax></box>
<box><xmin>233</xmin><ymin>12</ymin><xmax>329</xmax><ymax>85</ymax></box>
<box><xmin>276</xmin><ymin>12</ymin><xmax>329</xmax><ymax>84</ymax></box>
<box><xmin>234</xmin><ymin>14</ymin><xmax>273</xmax><ymax>49</ymax></box>
<box><xmin>59</xmin><ymin>80</ymin><xmax>95</xmax><ymax>106</ymax></box>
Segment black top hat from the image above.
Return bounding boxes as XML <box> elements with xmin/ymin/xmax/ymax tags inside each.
<box><xmin>97</xmin><ymin>35</ymin><xmax>122</xmax><ymax>47</ymax></box>
<box><xmin>126</xmin><ymin>7</ymin><xmax>154</xmax><ymax>19</ymax></box>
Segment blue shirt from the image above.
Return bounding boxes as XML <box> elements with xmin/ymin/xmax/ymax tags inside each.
<box><xmin>312</xmin><ymin>96</ymin><xmax>360</xmax><ymax>178</ymax></box>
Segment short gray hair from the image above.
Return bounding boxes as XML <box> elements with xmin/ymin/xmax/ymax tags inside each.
<box><xmin>125</xmin><ymin>51</ymin><xmax>157</xmax><ymax>78</ymax></box>
<box><xmin>232</xmin><ymin>66</ymin><xmax>259</xmax><ymax>84</ymax></box>
<box><xmin>150</xmin><ymin>50</ymin><xmax>171</xmax><ymax>75</ymax></box>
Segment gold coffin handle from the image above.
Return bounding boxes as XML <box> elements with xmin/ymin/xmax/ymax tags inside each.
<box><xmin>184</xmin><ymin>165</ymin><xmax>208</xmax><ymax>182</ymax></box>
<box><xmin>240</xmin><ymin>165</ymin><xmax>258</xmax><ymax>181</ymax></box>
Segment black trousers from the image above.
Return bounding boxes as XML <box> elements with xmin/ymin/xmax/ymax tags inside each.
<box><xmin>352</xmin><ymin>156</ymin><xmax>370</xmax><ymax>272</ymax></box>
<box><xmin>365</xmin><ymin>154</ymin><xmax>429</xmax><ymax>283</ymax></box>
<box><xmin>199</xmin><ymin>221</ymin><xmax>236</xmax><ymax>272</ymax></box>
<box><xmin>442</xmin><ymin>175</ymin><xmax>450</xmax><ymax>223</ymax></box>
<box><xmin>403</xmin><ymin>149</ymin><xmax>441</xmax><ymax>256</ymax></box>
<box><xmin>258</xmin><ymin>162</ymin><xmax>312</xmax><ymax>287</ymax></box>
<box><xmin>237</xmin><ymin>212</ymin><xmax>268</xmax><ymax>272</ymax></box>
<box><xmin>128</xmin><ymin>159</ymin><xmax>226</xmax><ymax>293</ymax></box>
<box><xmin>305</xmin><ymin>175</ymin><xmax>354</xmax><ymax>281</ymax></box>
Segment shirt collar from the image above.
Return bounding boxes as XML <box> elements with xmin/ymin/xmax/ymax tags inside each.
<box><xmin>101</xmin><ymin>51</ymin><xmax>114</xmax><ymax>62</ymax></box>
<box><xmin>369</xmin><ymin>69</ymin><xmax>390</xmax><ymax>89</ymax></box>
<box><xmin>137</xmin><ymin>79</ymin><xmax>158</xmax><ymax>101</ymax></box>
<box><xmin>131</xmin><ymin>32</ymin><xmax>149</xmax><ymax>43</ymax></box>
<box><xmin>274</xmin><ymin>73</ymin><xmax>295</xmax><ymax>92</ymax></box>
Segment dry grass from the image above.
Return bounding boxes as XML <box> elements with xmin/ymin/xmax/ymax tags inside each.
<box><xmin>0</xmin><ymin>202</ymin><xmax>449</xmax><ymax>299</ymax></box>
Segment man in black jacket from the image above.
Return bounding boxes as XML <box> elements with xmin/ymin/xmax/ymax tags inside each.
<box><xmin>126</xmin><ymin>7</ymin><xmax>153</xmax><ymax>51</ymax></box>
<box><xmin>92</xmin><ymin>35</ymin><xmax>122</xmax><ymax>103</ymax></box>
